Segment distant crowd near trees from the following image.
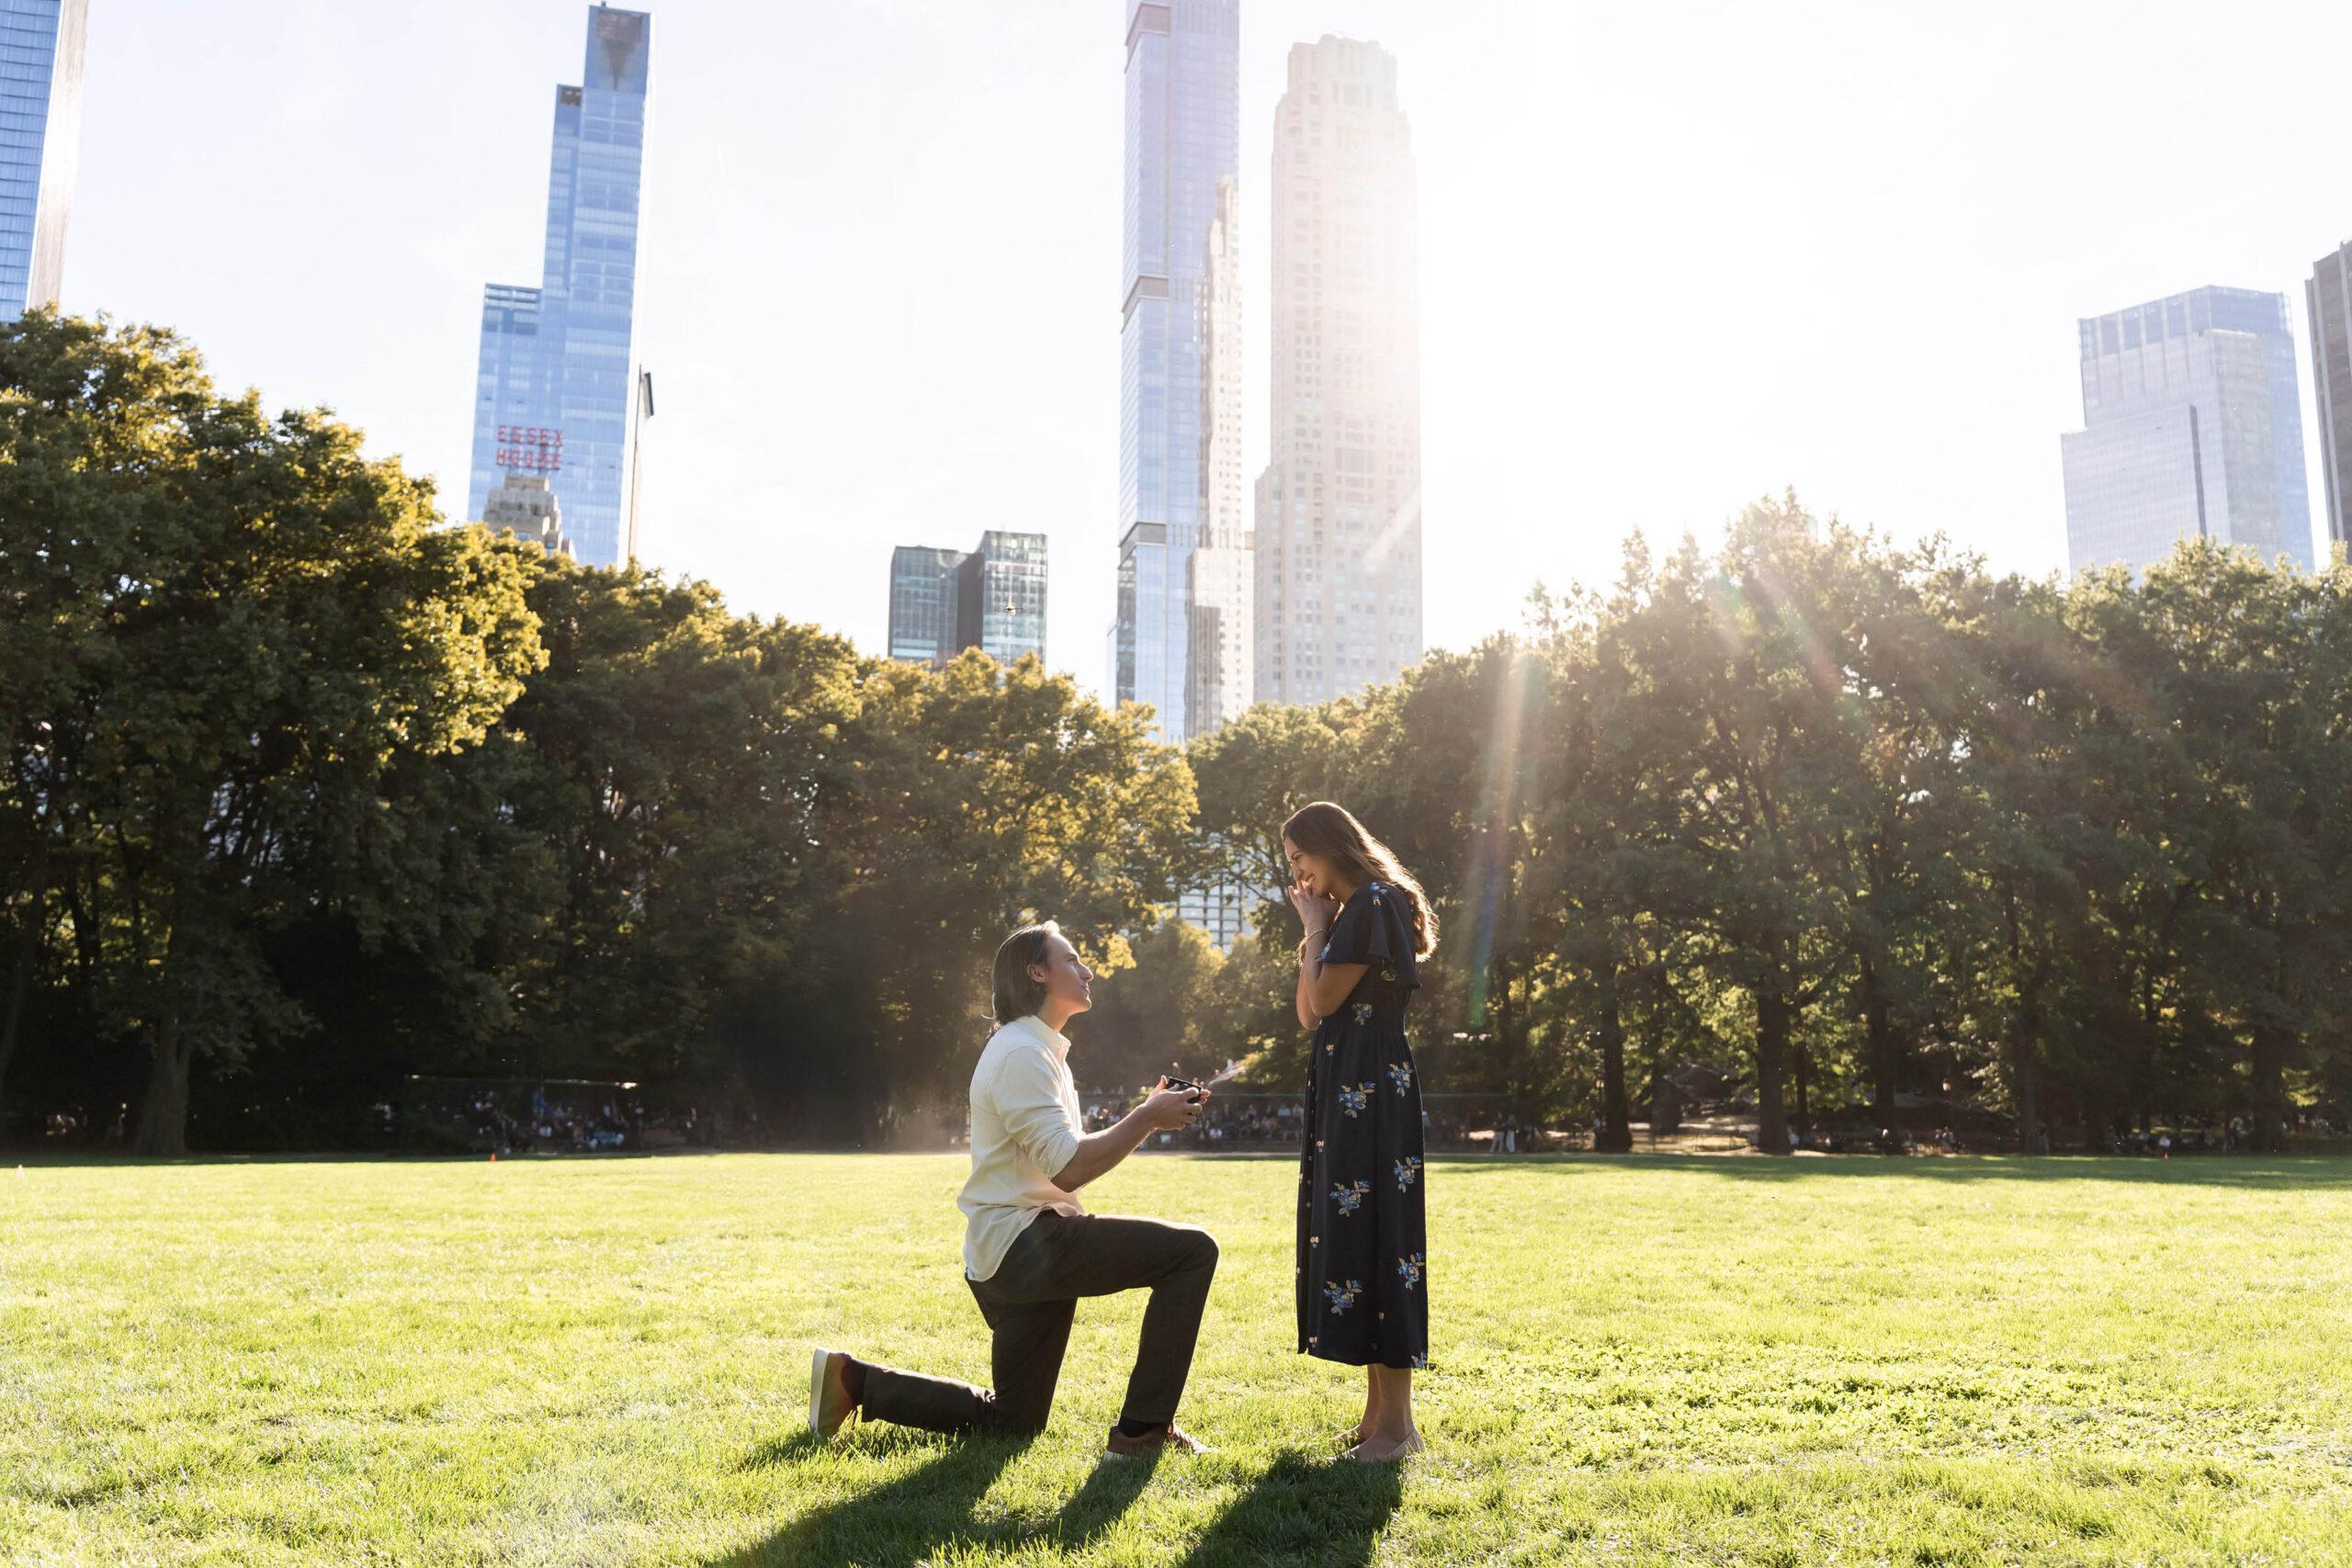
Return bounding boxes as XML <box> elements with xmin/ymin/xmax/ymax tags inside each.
<box><xmin>4</xmin><ymin>313</ymin><xmax>2348</xmax><ymax>1156</ymax></box>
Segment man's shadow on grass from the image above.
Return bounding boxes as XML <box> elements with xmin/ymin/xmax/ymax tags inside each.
<box><xmin>720</xmin><ymin>1436</ymin><xmax>1401</xmax><ymax>1568</ymax></box>
<box><xmin>721</xmin><ymin>1430</ymin><xmax>1159</xmax><ymax>1567</ymax></box>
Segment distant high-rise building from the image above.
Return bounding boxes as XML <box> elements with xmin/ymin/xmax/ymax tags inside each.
<box><xmin>2063</xmin><ymin>287</ymin><xmax>2310</xmax><ymax>577</ymax></box>
<box><xmin>1254</xmin><ymin>37</ymin><xmax>1422</xmax><ymax>706</ymax></box>
<box><xmin>1113</xmin><ymin>0</ymin><xmax>1239</xmax><ymax>740</ymax></box>
<box><xmin>888</xmin><ymin>533</ymin><xmax>1048</xmax><ymax>668</ymax></box>
<box><xmin>0</xmin><ymin>0</ymin><xmax>85</xmax><ymax>321</ymax></box>
<box><xmin>480</xmin><ymin>472</ymin><xmax>569</xmax><ymax>557</ymax></box>
<box><xmin>889</xmin><ymin>547</ymin><xmax>967</xmax><ymax>665</ymax></box>
<box><xmin>959</xmin><ymin>531</ymin><xmax>1049</xmax><ymax>666</ymax></box>
<box><xmin>466</xmin><ymin>6</ymin><xmax>650</xmax><ymax>570</ymax></box>
<box><xmin>2305</xmin><ymin>245</ymin><xmax>2352</xmax><ymax>560</ymax></box>
<box><xmin>1187</xmin><ymin>175</ymin><xmax>1251</xmax><ymax>733</ymax></box>
<box><xmin>1177</xmin><ymin>882</ymin><xmax>1250</xmax><ymax>953</ymax></box>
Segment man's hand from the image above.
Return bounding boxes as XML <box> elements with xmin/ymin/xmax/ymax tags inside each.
<box><xmin>1051</xmin><ymin>1077</ymin><xmax>1209</xmax><ymax>1192</ymax></box>
<box><xmin>1140</xmin><ymin>1077</ymin><xmax>1209</xmax><ymax>1132</ymax></box>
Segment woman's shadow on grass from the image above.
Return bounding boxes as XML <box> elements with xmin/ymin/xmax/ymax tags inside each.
<box><xmin>1168</xmin><ymin>1451</ymin><xmax>1404</xmax><ymax>1568</ymax></box>
<box><xmin>718</xmin><ymin>1435</ymin><xmax>1402</xmax><ymax>1568</ymax></box>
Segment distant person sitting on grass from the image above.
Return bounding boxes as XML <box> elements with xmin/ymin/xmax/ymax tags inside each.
<box><xmin>808</xmin><ymin>920</ymin><xmax>1219</xmax><ymax>1458</ymax></box>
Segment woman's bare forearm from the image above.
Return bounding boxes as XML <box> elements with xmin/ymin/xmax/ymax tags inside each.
<box><xmin>1295</xmin><ymin>928</ymin><xmax>1329</xmax><ymax>1028</ymax></box>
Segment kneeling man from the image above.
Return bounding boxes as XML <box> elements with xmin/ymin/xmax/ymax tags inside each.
<box><xmin>809</xmin><ymin>920</ymin><xmax>1219</xmax><ymax>1457</ymax></box>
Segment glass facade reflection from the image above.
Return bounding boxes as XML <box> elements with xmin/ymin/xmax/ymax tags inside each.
<box><xmin>2306</xmin><ymin>245</ymin><xmax>2352</xmax><ymax>557</ymax></box>
<box><xmin>1115</xmin><ymin>0</ymin><xmax>1238</xmax><ymax>739</ymax></box>
<box><xmin>467</xmin><ymin>7</ymin><xmax>650</xmax><ymax>569</ymax></box>
<box><xmin>0</xmin><ymin>0</ymin><xmax>84</xmax><ymax>321</ymax></box>
<box><xmin>888</xmin><ymin>533</ymin><xmax>1047</xmax><ymax>668</ymax></box>
<box><xmin>2064</xmin><ymin>286</ymin><xmax>2301</xmax><ymax>577</ymax></box>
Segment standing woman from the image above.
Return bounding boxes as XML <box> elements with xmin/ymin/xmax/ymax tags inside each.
<box><xmin>1283</xmin><ymin>800</ymin><xmax>1438</xmax><ymax>1461</ymax></box>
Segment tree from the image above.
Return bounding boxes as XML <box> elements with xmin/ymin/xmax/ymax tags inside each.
<box><xmin>0</xmin><ymin>311</ymin><xmax>542</xmax><ymax>1154</ymax></box>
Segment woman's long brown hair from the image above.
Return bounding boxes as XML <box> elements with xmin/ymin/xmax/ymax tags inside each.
<box><xmin>1282</xmin><ymin>801</ymin><xmax>1438</xmax><ymax>958</ymax></box>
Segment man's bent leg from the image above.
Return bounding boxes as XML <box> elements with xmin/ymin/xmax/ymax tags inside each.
<box><xmin>857</xmin><ymin>1360</ymin><xmax>990</xmax><ymax>1435</ymax></box>
<box><xmin>1025</xmin><ymin>1213</ymin><xmax>1220</xmax><ymax>1427</ymax></box>
<box><xmin>979</xmin><ymin>1295</ymin><xmax>1079</xmax><ymax>1434</ymax></box>
<box><xmin>850</xmin><ymin>1288</ymin><xmax>1078</xmax><ymax>1438</ymax></box>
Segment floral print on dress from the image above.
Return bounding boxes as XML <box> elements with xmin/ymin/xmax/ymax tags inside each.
<box><xmin>1298</xmin><ymin>877</ymin><xmax>1428</xmax><ymax>1371</ymax></box>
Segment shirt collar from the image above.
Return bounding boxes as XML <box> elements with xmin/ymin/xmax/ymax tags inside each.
<box><xmin>1009</xmin><ymin>1012</ymin><xmax>1071</xmax><ymax>1062</ymax></box>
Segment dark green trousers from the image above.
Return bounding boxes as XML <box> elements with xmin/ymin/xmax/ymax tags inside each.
<box><xmin>859</xmin><ymin>1210</ymin><xmax>1219</xmax><ymax>1435</ymax></box>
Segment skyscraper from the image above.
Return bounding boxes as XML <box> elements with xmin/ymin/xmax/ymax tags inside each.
<box><xmin>2306</xmin><ymin>245</ymin><xmax>2352</xmax><ymax>559</ymax></box>
<box><xmin>466</xmin><ymin>6</ymin><xmax>650</xmax><ymax>569</ymax></box>
<box><xmin>1254</xmin><ymin>37</ymin><xmax>1422</xmax><ymax>706</ymax></box>
<box><xmin>888</xmin><ymin>533</ymin><xmax>1048</xmax><ymax>669</ymax></box>
<box><xmin>959</xmin><ymin>531</ymin><xmax>1049</xmax><ymax>666</ymax></box>
<box><xmin>2063</xmin><ymin>288</ymin><xmax>2302</xmax><ymax>578</ymax></box>
<box><xmin>0</xmin><ymin>0</ymin><xmax>85</xmax><ymax>321</ymax></box>
<box><xmin>1114</xmin><ymin>0</ymin><xmax>1239</xmax><ymax>740</ymax></box>
<box><xmin>890</xmin><ymin>547</ymin><xmax>968</xmax><ymax>666</ymax></box>
<box><xmin>1186</xmin><ymin>175</ymin><xmax>1251</xmax><ymax>733</ymax></box>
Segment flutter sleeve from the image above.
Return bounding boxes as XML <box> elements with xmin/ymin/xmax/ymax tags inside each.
<box><xmin>1321</xmin><ymin>883</ymin><xmax>1398</xmax><ymax>967</ymax></box>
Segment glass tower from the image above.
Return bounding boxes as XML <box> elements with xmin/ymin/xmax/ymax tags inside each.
<box><xmin>888</xmin><ymin>533</ymin><xmax>1048</xmax><ymax>668</ymax></box>
<box><xmin>890</xmin><ymin>547</ymin><xmax>967</xmax><ymax>666</ymax></box>
<box><xmin>1114</xmin><ymin>0</ymin><xmax>1239</xmax><ymax>739</ymax></box>
<box><xmin>2306</xmin><ymin>244</ymin><xmax>2352</xmax><ymax>558</ymax></box>
<box><xmin>0</xmin><ymin>0</ymin><xmax>85</xmax><ymax>321</ymax></box>
<box><xmin>2063</xmin><ymin>287</ymin><xmax>2303</xmax><ymax>577</ymax></box>
<box><xmin>1254</xmin><ymin>37</ymin><xmax>1423</xmax><ymax>706</ymax></box>
<box><xmin>1187</xmin><ymin>175</ymin><xmax>1250</xmax><ymax>732</ymax></box>
<box><xmin>466</xmin><ymin>6</ymin><xmax>650</xmax><ymax>569</ymax></box>
<box><xmin>2069</xmin><ymin>287</ymin><xmax>2304</xmax><ymax>576</ymax></box>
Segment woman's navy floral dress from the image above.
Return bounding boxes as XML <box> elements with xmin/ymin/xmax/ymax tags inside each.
<box><xmin>1296</xmin><ymin>881</ymin><xmax>1429</xmax><ymax>1369</ymax></box>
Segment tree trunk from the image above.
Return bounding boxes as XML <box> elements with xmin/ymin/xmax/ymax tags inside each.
<box><xmin>2249</xmin><ymin>1021</ymin><xmax>2291</xmax><ymax>1153</ymax></box>
<box><xmin>1859</xmin><ymin>949</ymin><xmax>1896</xmax><ymax>1111</ymax></box>
<box><xmin>132</xmin><ymin>1014</ymin><xmax>194</xmax><ymax>1157</ymax></box>
<box><xmin>1755</xmin><ymin>988</ymin><xmax>1790</xmax><ymax>1154</ymax></box>
<box><xmin>1596</xmin><ymin>980</ymin><xmax>1632</xmax><ymax>1154</ymax></box>
<box><xmin>2011</xmin><ymin>1027</ymin><xmax>2041</xmax><ymax>1155</ymax></box>
<box><xmin>0</xmin><ymin>897</ymin><xmax>40</xmax><ymax>1121</ymax></box>
<box><xmin>0</xmin><ymin>831</ymin><xmax>50</xmax><ymax>1118</ymax></box>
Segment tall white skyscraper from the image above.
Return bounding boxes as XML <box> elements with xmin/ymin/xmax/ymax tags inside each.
<box><xmin>1187</xmin><ymin>175</ymin><xmax>1251</xmax><ymax>733</ymax></box>
<box><xmin>1254</xmin><ymin>37</ymin><xmax>1421</xmax><ymax>707</ymax></box>
<box><xmin>2062</xmin><ymin>288</ymin><xmax>2302</xmax><ymax>578</ymax></box>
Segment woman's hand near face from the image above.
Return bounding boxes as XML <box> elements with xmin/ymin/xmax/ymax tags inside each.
<box><xmin>1289</xmin><ymin>879</ymin><xmax>1340</xmax><ymax>944</ymax></box>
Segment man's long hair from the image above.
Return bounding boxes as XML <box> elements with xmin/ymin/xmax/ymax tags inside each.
<box><xmin>1282</xmin><ymin>801</ymin><xmax>1438</xmax><ymax>958</ymax></box>
<box><xmin>990</xmin><ymin>920</ymin><xmax>1061</xmax><ymax>1026</ymax></box>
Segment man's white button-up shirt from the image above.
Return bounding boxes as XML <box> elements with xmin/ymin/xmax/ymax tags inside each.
<box><xmin>958</xmin><ymin>1013</ymin><xmax>1087</xmax><ymax>1281</ymax></box>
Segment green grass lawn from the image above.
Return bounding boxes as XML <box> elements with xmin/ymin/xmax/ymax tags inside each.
<box><xmin>4</xmin><ymin>1151</ymin><xmax>2350</xmax><ymax>1566</ymax></box>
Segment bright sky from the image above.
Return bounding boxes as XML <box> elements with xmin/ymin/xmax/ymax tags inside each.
<box><xmin>61</xmin><ymin>1</ymin><xmax>2352</xmax><ymax>694</ymax></box>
